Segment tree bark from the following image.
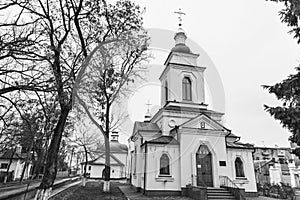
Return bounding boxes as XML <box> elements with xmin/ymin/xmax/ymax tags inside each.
<box><xmin>103</xmin><ymin>102</ymin><xmax>110</xmax><ymax>192</ymax></box>
<box><xmin>34</xmin><ymin>107</ymin><xmax>70</xmax><ymax>200</ymax></box>
<box><xmin>82</xmin><ymin>145</ymin><xmax>88</xmax><ymax>186</ymax></box>
<box><xmin>68</xmin><ymin>148</ymin><xmax>74</xmax><ymax>176</ymax></box>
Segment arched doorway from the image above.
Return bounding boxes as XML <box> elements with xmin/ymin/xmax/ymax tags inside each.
<box><xmin>196</xmin><ymin>145</ymin><xmax>213</xmax><ymax>187</ymax></box>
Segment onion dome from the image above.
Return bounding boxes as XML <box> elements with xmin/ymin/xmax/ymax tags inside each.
<box><xmin>171</xmin><ymin>28</ymin><xmax>192</xmax><ymax>54</ymax></box>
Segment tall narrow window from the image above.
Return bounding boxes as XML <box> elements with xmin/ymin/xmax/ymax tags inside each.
<box><xmin>133</xmin><ymin>146</ymin><xmax>137</xmax><ymax>175</ymax></box>
<box><xmin>165</xmin><ymin>81</ymin><xmax>168</xmax><ymax>102</ymax></box>
<box><xmin>235</xmin><ymin>157</ymin><xmax>245</xmax><ymax>177</ymax></box>
<box><xmin>182</xmin><ymin>77</ymin><xmax>192</xmax><ymax>101</ymax></box>
<box><xmin>159</xmin><ymin>154</ymin><xmax>170</xmax><ymax>175</ymax></box>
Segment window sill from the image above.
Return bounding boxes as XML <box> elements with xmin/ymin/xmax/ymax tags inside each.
<box><xmin>156</xmin><ymin>175</ymin><xmax>174</xmax><ymax>182</ymax></box>
<box><xmin>234</xmin><ymin>177</ymin><xmax>249</xmax><ymax>184</ymax></box>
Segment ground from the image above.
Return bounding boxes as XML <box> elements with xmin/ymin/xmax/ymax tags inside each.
<box><xmin>49</xmin><ymin>180</ymin><xmax>280</xmax><ymax>200</ymax></box>
<box><xmin>50</xmin><ymin>181</ymin><xmax>127</xmax><ymax>200</ymax></box>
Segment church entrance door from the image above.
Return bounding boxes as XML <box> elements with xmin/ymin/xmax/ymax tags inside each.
<box><xmin>196</xmin><ymin>145</ymin><xmax>213</xmax><ymax>187</ymax></box>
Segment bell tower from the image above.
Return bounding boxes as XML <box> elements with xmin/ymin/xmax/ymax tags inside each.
<box><xmin>159</xmin><ymin>9</ymin><xmax>206</xmax><ymax>109</ymax></box>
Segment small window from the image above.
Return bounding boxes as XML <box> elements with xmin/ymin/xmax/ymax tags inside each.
<box><xmin>182</xmin><ymin>77</ymin><xmax>192</xmax><ymax>101</ymax></box>
<box><xmin>0</xmin><ymin>163</ymin><xmax>8</xmax><ymax>169</ymax></box>
<box><xmin>159</xmin><ymin>154</ymin><xmax>170</xmax><ymax>175</ymax></box>
<box><xmin>88</xmin><ymin>166</ymin><xmax>91</xmax><ymax>170</ymax></box>
<box><xmin>165</xmin><ymin>81</ymin><xmax>168</xmax><ymax>102</ymax></box>
<box><xmin>235</xmin><ymin>157</ymin><xmax>245</xmax><ymax>177</ymax></box>
<box><xmin>133</xmin><ymin>146</ymin><xmax>137</xmax><ymax>175</ymax></box>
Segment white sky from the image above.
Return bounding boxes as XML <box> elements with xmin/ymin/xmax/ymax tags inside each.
<box><xmin>118</xmin><ymin>0</ymin><xmax>300</xmax><ymax>148</ymax></box>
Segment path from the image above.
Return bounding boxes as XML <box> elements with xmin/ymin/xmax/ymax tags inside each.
<box><xmin>118</xmin><ymin>185</ymin><xmax>193</xmax><ymax>200</ymax></box>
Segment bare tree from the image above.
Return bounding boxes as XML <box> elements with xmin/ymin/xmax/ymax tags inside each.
<box><xmin>75</xmin><ymin>34</ymin><xmax>149</xmax><ymax>191</ymax></box>
<box><xmin>68</xmin><ymin>118</ymin><xmax>99</xmax><ymax>186</ymax></box>
<box><xmin>0</xmin><ymin>0</ymin><xmax>147</xmax><ymax>198</ymax></box>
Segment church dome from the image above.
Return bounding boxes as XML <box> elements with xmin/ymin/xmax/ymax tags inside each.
<box><xmin>171</xmin><ymin>44</ymin><xmax>191</xmax><ymax>53</ymax></box>
<box><xmin>98</xmin><ymin>141</ymin><xmax>128</xmax><ymax>153</ymax></box>
<box><xmin>110</xmin><ymin>141</ymin><xmax>128</xmax><ymax>152</ymax></box>
<box><xmin>171</xmin><ymin>28</ymin><xmax>192</xmax><ymax>54</ymax></box>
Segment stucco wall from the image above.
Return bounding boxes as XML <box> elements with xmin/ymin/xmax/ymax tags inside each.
<box><xmin>179</xmin><ymin>131</ymin><xmax>227</xmax><ymax>188</ymax></box>
<box><xmin>144</xmin><ymin>144</ymin><xmax>181</xmax><ymax>191</ymax></box>
<box><xmin>227</xmin><ymin>148</ymin><xmax>257</xmax><ymax>192</ymax></box>
<box><xmin>88</xmin><ymin>164</ymin><xmax>124</xmax><ymax>179</ymax></box>
<box><xmin>0</xmin><ymin>159</ymin><xmax>31</xmax><ymax>180</ymax></box>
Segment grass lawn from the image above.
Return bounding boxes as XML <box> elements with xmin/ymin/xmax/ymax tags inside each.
<box><xmin>50</xmin><ymin>181</ymin><xmax>127</xmax><ymax>200</ymax></box>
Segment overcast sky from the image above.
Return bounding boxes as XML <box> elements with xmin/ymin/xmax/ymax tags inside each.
<box><xmin>116</xmin><ymin>0</ymin><xmax>300</xmax><ymax>148</ymax></box>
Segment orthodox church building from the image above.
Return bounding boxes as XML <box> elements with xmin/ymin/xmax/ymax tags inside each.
<box><xmin>127</xmin><ymin>24</ymin><xmax>258</xmax><ymax>197</ymax></box>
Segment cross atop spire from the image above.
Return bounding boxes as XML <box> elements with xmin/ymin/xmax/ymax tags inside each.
<box><xmin>144</xmin><ymin>100</ymin><xmax>152</xmax><ymax>122</ymax></box>
<box><xmin>174</xmin><ymin>8</ymin><xmax>186</xmax><ymax>27</ymax></box>
<box><xmin>146</xmin><ymin>100</ymin><xmax>152</xmax><ymax>113</ymax></box>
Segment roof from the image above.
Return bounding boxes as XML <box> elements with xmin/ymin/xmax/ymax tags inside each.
<box><xmin>180</xmin><ymin>112</ymin><xmax>231</xmax><ymax>133</ymax></box>
<box><xmin>0</xmin><ymin>149</ymin><xmax>23</xmax><ymax>159</ymax></box>
<box><xmin>82</xmin><ymin>153</ymin><xmax>124</xmax><ymax>166</ymax></box>
<box><xmin>254</xmin><ymin>146</ymin><xmax>291</xmax><ymax>150</ymax></box>
<box><xmin>145</xmin><ymin>136</ymin><xmax>179</xmax><ymax>145</ymax></box>
<box><xmin>97</xmin><ymin>141</ymin><xmax>128</xmax><ymax>153</ymax></box>
<box><xmin>254</xmin><ymin>159</ymin><xmax>274</xmax><ymax>170</ymax></box>
<box><xmin>227</xmin><ymin>142</ymin><xmax>254</xmax><ymax>149</ymax></box>
<box><xmin>133</xmin><ymin>121</ymin><xmax>160</xmax><ymax>132</ymax></box>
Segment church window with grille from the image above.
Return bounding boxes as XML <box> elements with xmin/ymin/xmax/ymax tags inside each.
<box><xmin>235</xmin><ymin>157</ymin><xmax>245</xmax><ymax>177</ymax></box>
<box><xmin>159</xmin><ymin>153</ymin><xmax>170</xmax><ymax>175</ymax></box>
<box><xmin>182</xmin><ymin>77</ymin><xmax>192</xmax><ymax>101</ymax></box>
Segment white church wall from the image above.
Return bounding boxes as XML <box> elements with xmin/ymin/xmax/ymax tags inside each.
<box><xmin>227</xmin><ymin>149</ymin><xmax>257</xmax><ymax>192</ymax></box>
<box><xmin>113</xmin><ymin>153</ymin><xmax>127</xmax><ymax>176</ymax></box>
<box><xmin>144</xmin><ymin>144</ymin><xmax>181</xmax><ymax>191</ymax></box>
<box><xmin>131</xmin><ymin>138</ymin><xmax>143</xmax><ymax>189</ymax></box>
<box><xmin>152</xmin><ymin>111</ymin><xmax>198</xmax><ymax>136</ymax></box>
<box><xmin>179</xmin><ymin>131</ymin><xmax>228</xmax><ymax>188</ymax></box>
<box><xmin>167</xmin><ymin>65</ymin><xmax>205</xmax><ymax>104</ymax></box>
<box><xmin>88</xmin><ymin>165</ymin><xmax>124</xmax><ymax>179</ymax></box>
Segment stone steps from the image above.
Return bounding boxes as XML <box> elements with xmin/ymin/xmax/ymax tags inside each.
<box><xmin>207</xmin><ymin>188</ymin><xmax>236</xmax><ymax>200</ymax></box>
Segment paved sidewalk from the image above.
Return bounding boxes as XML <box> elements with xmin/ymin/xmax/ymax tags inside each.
<box><xmin>119</xmin><ymin>185</ymin><xmax>282</xmax><ymax>200</ymax></box>
<box><xmin>0</xmin><ymin>177</ymin><xmax>78</xmax><ymax>200</ymax></box>
<box><xmin>49</xmin><ymin>180</ymin><xmax>81</xmax><ymax>198</ymax></box>
<box><xmin>246</xmin><ymin>197</ymin><xmax>278</xmax><ymax>200</ymax></box>
<box><xmin>118</xmin><ymin>185</ymin><xmax>192</xmax><ymax>200</ymax></box>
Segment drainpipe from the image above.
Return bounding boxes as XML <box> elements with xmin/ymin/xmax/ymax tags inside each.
<box><xmin>143</xmin><ymin>141</ymin><xmax>147</xmax><ymax>194</ymax></box>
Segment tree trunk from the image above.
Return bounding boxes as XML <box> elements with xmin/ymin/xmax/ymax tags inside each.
<box><xmin>69</xmin><ymin>148</ymin><xmax>74</xmax><ymax>176</ymax></box>
<box><xmin>34</xmin><ymin>108</ymin><xmax>70</xmax><ymax>200</ymax></box>
<box><xmin>82</xmin><ymin>145</ymin><xmax>88</xmax><ymax>186</ymax></box>
<box><xmin>103</xmin><ymin>102</ymin><xmax>110</xmax><ymax>192</ymax></box>
<box><xmin>20</xmin><ymin>159</ymin><xmax>29</xmax><ymax>182</ymax></box>
<box><xmin>103</xmin><ymin>137</ymin><xmax>110</xmax><ymax>192</ymax></box>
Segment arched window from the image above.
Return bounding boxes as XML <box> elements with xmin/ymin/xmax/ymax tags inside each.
<box><xmin>235</xmin><ymin>157</ymin><xmax>245</xmax><ymax>177</ymax></box>
<box><xmin>182</xmin><ymin>77</ymin><xmax>192</xmax><ymax>101</ymax></box>
<box><xmin>159</xmin><ymin>154</ymin><xmax>170</xmax><ymax>175</ymax></box>
<box><xmin>165</xmin><ymin>81</ymin><xmax>168</xmax><ymax>102</ymax></box>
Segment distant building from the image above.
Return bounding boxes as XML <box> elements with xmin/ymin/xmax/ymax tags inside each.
<box><xmin>253</xmin><ymin>146</ymin><xmax>300</xmax><ymax>187</ymax></box>
<box><xmin>81</xmin><ymin>132</ymin><xmax>128</xmax><ymax>179</ymax></box>
<box><xmin>0</xmin><ymin>148</ymin><xmax>32</xmax><ymax>182</ymax></box>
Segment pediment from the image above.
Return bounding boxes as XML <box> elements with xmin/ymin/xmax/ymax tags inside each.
<box><xmin>180</xmin><ymin>114</ymin><xmax>226</xmax><ymax>131</ymax></box>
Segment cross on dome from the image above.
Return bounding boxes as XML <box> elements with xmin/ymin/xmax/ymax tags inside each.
<box><xmin>144</xmin><ymin>100</ymin><xmax>152</xmax><ymax>122</ymax></box>
<box><xmin>146</xmin><ymin>100</ymin><xmax>152</xmax><ymax>113</ymax></box>
<box><xmin>174</xmin><ymin>8</ymin><xmax>186</xmax><ymax>27</ymax></box>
